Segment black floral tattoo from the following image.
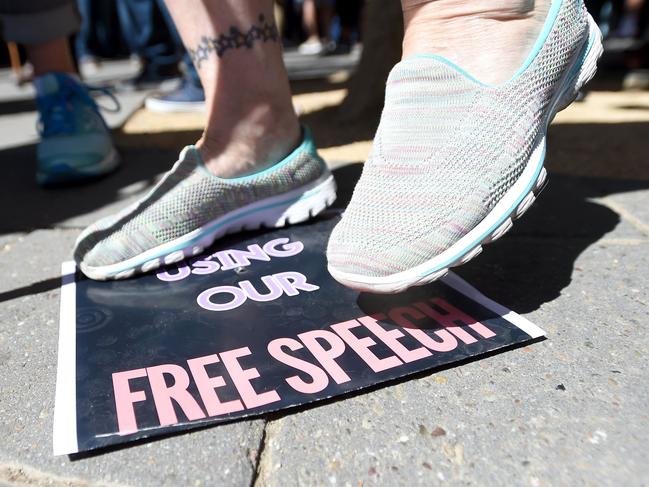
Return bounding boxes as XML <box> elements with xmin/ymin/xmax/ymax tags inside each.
<box><xmin>189</xmin><ymin>14</ymin><xmax>279</xmax><ymax>69</ymax></box>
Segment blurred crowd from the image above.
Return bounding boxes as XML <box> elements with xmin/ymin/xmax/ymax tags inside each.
<box><xmin>588</xmin><ymin>0</ymin><xmax>648</xmax><ymax>39</ymax></box>
<box><xmin>586</xmin><ymin>0</ymin><xmax>649</xmax><ymax>87</ymax></box>
<box><xmin>4</xmin><ymin>0</ymin><xmax>649</xmax><ymax>111</ymax></box>
<box><xmin>3</xmin><ymin>0</ymin><xmax>364</xmax><ymax>113</ymax></box>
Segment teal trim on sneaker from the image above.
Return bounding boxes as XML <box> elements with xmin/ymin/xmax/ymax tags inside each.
<box><xmin>403</xmin><ymin>55</ymin><xmax>491</xmax><ymax>87</ymax></box>
<box><xmin>194</xmin><ymin>126</ymin><xmax>325</xmax><ymax>182</ymax></box>
<box><xmin>509</xmin><ymin>0</ymin><xmax>564</xmax><ymax>80</ymax></box>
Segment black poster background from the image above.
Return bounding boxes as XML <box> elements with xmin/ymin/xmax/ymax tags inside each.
<box><xmin>54</xmin><ymin>211</ymin><xmax>544</xmax><ymax>455</ymax></box>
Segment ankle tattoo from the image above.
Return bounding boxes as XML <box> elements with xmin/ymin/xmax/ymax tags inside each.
<box><xmin>189</xmin><ymin>14</ymin><xmax>279</xmax><ymax>69</ymax></box>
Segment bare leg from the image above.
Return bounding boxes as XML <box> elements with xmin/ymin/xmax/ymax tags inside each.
<box><xmin>164</xmin><ymin>0</ymin><xmax>300</xmax><ymax>178</ymax></box>
<box><xmin>319</xmin><ymin>2</ymin><xmax>334</xmax><ymax>42</ymax></box>
<box><xmin>302</xmin><ymin>0</ymin><xmax>320</xmax><ymax>43</ymax></box>
<box><xmin>401</xmin><ymin>0</ymin><xmax>551</xmax><ymax>84</ymax></box>
<box><xmin>26</xmin><ymin>37</ymin><xmax>76</xmax><ymax>77</ymax></box>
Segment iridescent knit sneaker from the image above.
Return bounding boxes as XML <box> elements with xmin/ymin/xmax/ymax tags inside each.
<box><xmin>327</xmin><ymin>0</ymin><xmax>602</xmax><ymax>293</ymax></box>
<box><xmin>35</xmin><ymin>73</ymin><xmax>120</xmax><ymax>186</ymax></box>
<box><xmin>74</xmin><ymin>127</ymin><xmax>336</xmax><ymax>280</ymax></box>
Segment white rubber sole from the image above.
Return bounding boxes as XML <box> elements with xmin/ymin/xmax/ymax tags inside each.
<box><xmin>328</xmin><ymin>14</ymin><xmax>603</xmax><ymax>294</ymax></box>
<box><xmin>145</xmin><ymin>96</ymin><xmax>206</xmax><ymax>113</ymax></box>
<box><xmin>81</xmin><ymin>172</ymin><xmax>337</xmax><ymax>280</ymax></box>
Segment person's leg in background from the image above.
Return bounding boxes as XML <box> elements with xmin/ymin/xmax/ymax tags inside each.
<box><xmin>116</xmin><ymin>0</ymin><xmax>181</xmax><ymax>89</ymax></box>
<box><xmin>144</xmin><ymin>51</ymin><xmax>206</xmax><ymax>112</ymax></box>
<box><xmin>621</xmin><ymin>0</ymin><xmax>649</xmax><ymax>89</ymax></box>
<box><xmin>299</xmin><ymin>0</ymin><xmax>322</xmax><ymax>53</ymax></box>
<box><xmin>329</xmin><ymin>0</ymin><xmax>362</xmax><ymax>54</ymax></box>
<box><xmin>327</xmin><ymin>0</ymin><xmax>603</xmax><ymax>292</ymax></box>
<box><xmin>282</xmin><ymin>0</ymin><xmax>305</xmax><ymax>47</ymax></box>
<box><xmin>145</xmin><ymin>0</ymin><xmax>206</xmax><ymax>113</ymax></box>
<box><xmin>75</xmin><ymin>0</ymin><xmax>100</xmax><ymax>77</ymax></box>
<box><xmin>28</xmin><ymin>37</ymin><xmax>77</xmax><ymax>77</ymax></box>
<box><xmin>75</xmin><ymin>0</ymin><xmax>125</xmax><ymax>78</ymax></box>
<box><xmin>73</xmin><ymin>0</ymin><xmax>336</xmax><ymax>280</ymax></box>
<box><xmin>298</xmin><ymin>0</ymin><xmax>335</xmax><ymax>54</ymax></box>
<box><xmin>0</xmin><ymin>0</ymin><xmax>119</xmax><ymax>185</ymax></box>
<box><xmin>318</xmin><ymin>0</ymin><xmax>335</xmax><ymax>48</ymax></box>
<box><xmin>76</xmin><ymin>0</ymin><xmax>129</xmax><ymax>78</ymax></box>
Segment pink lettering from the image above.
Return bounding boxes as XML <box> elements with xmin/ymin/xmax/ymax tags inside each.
<box><xmin>331</xmin><ymin>320</ymin><xmax>403</xmax><ymax>373</ymax></box>
<box><xmin>359</xmin><ymin>314</ymin><xmax>431</xmax><ymax>363</ymax></box>
<box><xmin>112</xmin><ymin>368</ymin><xmax>148</xmax><ymax>435</ymax></box>
<box><xmin>431</xmin><ymin>298</ymin><xmax>496</xmax><ymax>338</ymax></box>
<box><xmin>298</xmin><ymin>330</ymin><xmax>351</xmax><ymax>384</ymax></box>
<box><xmin>388</xmin><ymin>306</ymin><xmax>458</xmax><ymax>352</ymax></box>
<box><xmin>415</xmin><ymin>299</ymin><xmax>496</xmax><ymax>343</ymax></box>
<box><xmin>146</xmin><ymin>364</ymin><xmax>206</xmax><ymax>426</ymax></box>
<box><xmin>220</xmin><ymin>347</ymin><xmax>281</xmax><ymax>409</ymax></box>
<box><xmin>187</xmin><ymin>354</ymin><xmax>244</xmax><ymax>416</ymax></box>
<box><xmin>268</xmin><ymin>338</ymin><xmax>329</xmax><ymax>394</ymax></box>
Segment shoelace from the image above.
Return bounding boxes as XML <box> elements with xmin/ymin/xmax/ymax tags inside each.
<box><xmin>37</xmin><ymin>80</ymin><xmax>121</xmax><ymax>137</ymax></box>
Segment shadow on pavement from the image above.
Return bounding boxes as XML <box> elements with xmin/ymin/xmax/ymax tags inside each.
<box><xmin>0</xmin><ymin>97</ymin><xmax>37</xmax><ymax>117</ymax></box>
<box><xmin>0</xmin><ymin>141</ymin><xmax>178</xmax><ymax>232</ymax></box>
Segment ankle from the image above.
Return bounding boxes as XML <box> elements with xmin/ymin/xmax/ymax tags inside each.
<box><xmin>401</xmin><ymin>0</ymin><xmax>551</xmax><ymax>84</ymax></box>
<box><xmin>197</xmin><ymin>104</ymin><xmax>301</xmax><ymax>178</ymax></box>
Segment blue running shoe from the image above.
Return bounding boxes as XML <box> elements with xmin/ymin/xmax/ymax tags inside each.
<box><xmin>35</xmin><ymin>73</ymin><xmax>120</xmax><ymax>186</ymax></box>
<box><xmin>145</xmin><ymin>78</ymin><xmax>206</xmax><ymax>113</ymax></box>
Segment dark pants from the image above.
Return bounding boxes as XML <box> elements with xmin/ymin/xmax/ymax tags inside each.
<box><xmin>115</xmin><ymin>0</ymin><xmax>180</xmax><ymax>74</ymax></box>
<box><xmin>75</xmin><ymin>0</ymin><xmax>127</xmax><ymax>59</ymax></box>
<box><xmin>156</xmin><ymin>0</ymin><xmax>201</xmax><ymax>86</ymax></box>
<box><xmin>75</xmin><ymin>0</ymin><xmax>200</xmax><ymax>86</ymax></box>
<box><xmin>0</xmin><ymin>0</ymin><xmax>80</xmax><ymax>44</ymax></box>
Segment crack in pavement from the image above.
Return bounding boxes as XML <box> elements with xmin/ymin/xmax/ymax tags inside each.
<box><xmin>251</xmin><ymin>420</ymin><xmax>282</xmax><ymax>487</ymax></box>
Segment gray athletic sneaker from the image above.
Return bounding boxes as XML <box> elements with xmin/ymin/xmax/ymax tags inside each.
<box><xmin>327</xmin><ymin>0</ymin><xmax>602</xmax><ymax>293</ymax></box>
<box><xmin>74</xmin><ymin>128</ymin><xmax>336</xmax><ymax>280</ymax></box>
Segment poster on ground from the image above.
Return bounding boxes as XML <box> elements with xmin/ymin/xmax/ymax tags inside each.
<box><xmin>53</xmin><ymin>211</ymin><xmax>545</xmax><ymax>455</ymax></box>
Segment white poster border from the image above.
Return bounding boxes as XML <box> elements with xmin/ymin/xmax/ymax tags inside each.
<box><xmin>53</xmin><ymin>261</ymin><xmax>79</xmax><ymax>455</ymax></box>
